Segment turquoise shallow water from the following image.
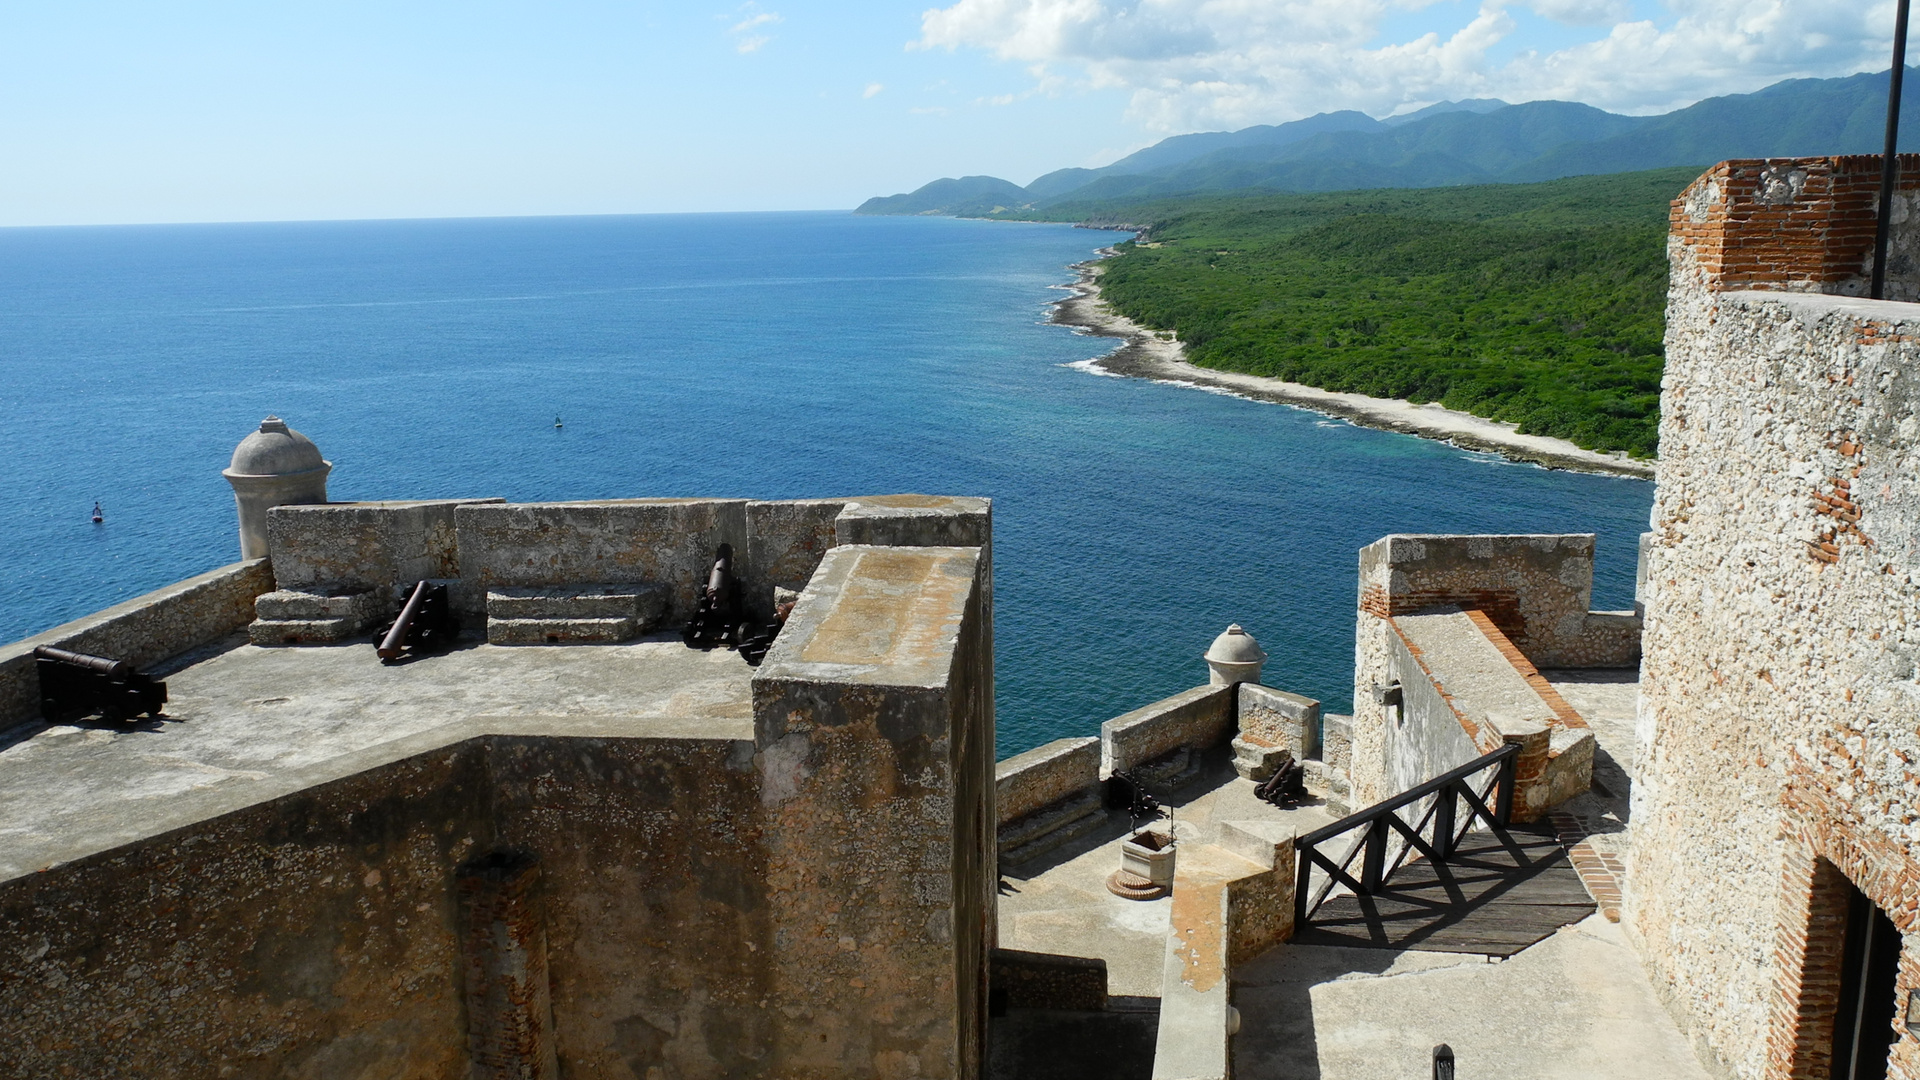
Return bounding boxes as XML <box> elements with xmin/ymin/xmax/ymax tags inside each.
<box><xmin>0</xmin><ymin>211</ymin><xmax>1653</xmax><ymax>756</ymax></box>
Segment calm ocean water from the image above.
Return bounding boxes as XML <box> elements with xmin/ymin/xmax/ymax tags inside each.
<box><xmin>0</xmin><ymin>211</ymin><xmax>1653</xmax><ymax>756</ymax></box>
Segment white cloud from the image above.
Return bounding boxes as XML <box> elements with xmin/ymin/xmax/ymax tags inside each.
<box><xmin>732</xmin><ymin>12</ymin><xmax>781</xmax><ymax>32</ymax></box>
<box><xmin>917</xmin><ymin>0</ymin><xmax>1900</xmax><ymax>130</ymax></box>
<box><xmin>865</xmin><ymin>82</ymin><xmax>886</xmax><ymax>97</ymax></box>
<box><xmin>727</xmin><ymin>5</ymin><xmax>781</xmax><ymax>53</ymax></box>
<box><xmin>1517</xmin><ymin>0</ymin><xmax>1631</xmax><ymax>26</ymax></box>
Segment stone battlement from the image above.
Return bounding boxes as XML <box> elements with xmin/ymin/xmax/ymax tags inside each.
<box><xmin>0</xmin><ymin>491</ymin><xmax>996</xmax><ymax>1080</ymax></box>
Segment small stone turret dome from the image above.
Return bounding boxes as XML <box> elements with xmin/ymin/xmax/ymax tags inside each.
<box><xmin>226</xmin><ymin>416</ymin><xmax>326</xmax><ymax>477</ymax></box>
<box><xmin>1203</xmin><ymin>624</ymin><xmax>1267</xmax><ymax>687</ymax></box>
<box><xmin>1204</xmin><ymin>624</ymin><xmax>1267</xmax><ymax>665</ymax></box>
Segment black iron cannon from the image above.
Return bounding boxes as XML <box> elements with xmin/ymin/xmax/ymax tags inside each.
<box><xmin>34</xmin><ymin>645</ymin><xmax>167</xmax><ymax>723</ymax></box>
<box><xmin>683</xmin><ymin>544</ymin><xmax>745</xmax><ymax>649</ymax></box>
<box><xmin>375</xmin><ymin>580</ymin><xmax>456</xmax><ymax>662</ymax></box>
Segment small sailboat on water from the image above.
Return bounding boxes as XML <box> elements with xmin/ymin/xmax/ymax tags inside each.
<box><xmin>554</xmin><ymin>415</ymin><xmax>564</xmax><ymax>429</ymax></box>
<box><xmin>91</xmin><ymin>501</ymin><xmax>103</xmax><ymax>524</ymax></box>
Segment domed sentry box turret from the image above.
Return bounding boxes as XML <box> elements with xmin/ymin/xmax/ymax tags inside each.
<box><xmin>222</xmin><ymin>415</ymin><xmax>331</xmax><ymax>561</ymax></box>
<box><xmin>1203</xmin><ymin>623</ymin><xmax>1267</xmax><ymax>687</ymax></box>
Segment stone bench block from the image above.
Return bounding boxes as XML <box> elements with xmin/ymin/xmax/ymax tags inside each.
<box><xmin>484</xmin><ymin>583</ymin><xmax>668</xmax><ymax>624</ymax></box>
<box><xmin>997</xmin><ymin>790</ymin><xmax>1105</xmax><ymax>866</ymax></box>
<box><xmin>1230</xmin><ymin>734</ymin><xmax>1290</xmax><ymax>782</ymax></box>
<box><xmin>248</xmin><ymin>616</ymin><xmax>365</xmax><ymax>646</ymax></box>
<box><xmin>254</xmin><ymin>588</ymin><xmax>389</xmax><ymax>622</ymax></box>
<box><xmin>487</xmin><ymin>617</ymin><xmax>638</xmax><ymax>645</ymax></box>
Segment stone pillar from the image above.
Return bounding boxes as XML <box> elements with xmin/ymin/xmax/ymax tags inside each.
<box><xmin>752</xmin><ymin>544</ymin><xmax>994</xmax><ymax>1079</ymax></box>
<box><xmin>457</xmin><ymin>851</ymin><xmax>558</xmax><ymax>1080</ymax></box>
<box><xmin>222</xmin><ymin>415</ymin><xmax>330</xmax><ymax>561</ymax></box>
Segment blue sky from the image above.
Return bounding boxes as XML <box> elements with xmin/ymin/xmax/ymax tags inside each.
<box><xmin>0</xmin><ymin>1</ymin><xmax>1902</xmax><ymax>224</ymax></box>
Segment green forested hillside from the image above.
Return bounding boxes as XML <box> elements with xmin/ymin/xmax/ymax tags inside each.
<box><xmin>1091</xmin><ymin>168</ymin><xmax>1699</xmax><ymax>458</ymax></box>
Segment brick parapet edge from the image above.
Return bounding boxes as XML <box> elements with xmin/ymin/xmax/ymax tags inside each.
<box><xmin>1548</xmin><ymin>810</ymin><xmax>1622</xmax><ymax>923</ymax></box>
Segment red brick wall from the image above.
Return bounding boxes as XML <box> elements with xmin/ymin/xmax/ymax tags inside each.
<box><xmin>1765</xmin><ymin>762</ymin><xmax>1920</xmax><ymax>1080</ymax></box>
<box><xmin>1671</xmin><ymin>156</ymin><xmax>1920</xmax><ymax>295</ymax></box>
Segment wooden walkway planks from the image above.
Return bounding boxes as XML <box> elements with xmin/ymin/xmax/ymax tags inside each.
<box><xmin>1291</xmin><ymin>827</ymin><xmax>1594</xmax><ymax>957</ymax></box>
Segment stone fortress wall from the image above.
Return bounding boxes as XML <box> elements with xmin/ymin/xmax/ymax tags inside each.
<box><xmin>1630</xmin><ymin>156</ymin><xmax>1920</xmax><ymax>1080</ymax></box>
<box><xmin>0</xmin><ymin>490</ymin><xmax>994</xmax><ymax>1080</ymax></box>
<box><xmin>1348</xmin><ymin>534</ymin><xmax>1634</xmax><ymax>818</ymax></box>
<box><xmin>39</xmin><ymin>158</ymin><xmax>1905</xmax><ymax>1075</ymax></box>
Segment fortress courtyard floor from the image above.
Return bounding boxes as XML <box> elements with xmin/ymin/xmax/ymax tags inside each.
<box><xmin>0</xmin><ymin>633</ymin><xmax>756</xmax><ymax>883</ymax></box>
<box><xmin>1001</xmin><ymin>668</ymin><xmax>1710</xmax><ymax>1079</ymax></box>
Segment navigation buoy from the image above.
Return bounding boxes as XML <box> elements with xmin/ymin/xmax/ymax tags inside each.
<box><xmin>91</xmin><ymin>501</ymin><xmax>103</xmax><ymax>524</ymax></box>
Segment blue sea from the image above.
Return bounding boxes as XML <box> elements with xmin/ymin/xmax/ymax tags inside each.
<box><xmin>0</xmin><ymin>211</ymin><xmax>1653</xmax><ymax>757</ymax></box>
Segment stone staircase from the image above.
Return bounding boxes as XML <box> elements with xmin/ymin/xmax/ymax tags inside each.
<box><xmin>249</xmin><ymin>588</ymin><xmax>390</xmax><ymax>646</ymax></box>
<box><xmin>484</xmin><ymin>583</ymin><xmax>669</xmax><ymax>645</ymax></box>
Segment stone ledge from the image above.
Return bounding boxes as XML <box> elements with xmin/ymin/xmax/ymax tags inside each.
<box><xmin>487</xmin><ymin>617</ymin><xmax>639</xmax><ymax>645</ymax></box>
<box><xmin>484</xmin><ymin>583</ymin><xmax>668</xmax><ymax>622</ymax></box>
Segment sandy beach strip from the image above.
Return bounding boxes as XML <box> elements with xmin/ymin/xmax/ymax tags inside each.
<box><xmin>1049</xmin><ymin>249</ymin><xmax>1656</xmax><ymax>481</ymax></box>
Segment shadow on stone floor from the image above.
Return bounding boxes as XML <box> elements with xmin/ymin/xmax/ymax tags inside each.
<box><xmin>987</xmin><ymin>1003</ymin><xmax>1160</xmax><ymax>1080</ymax></box>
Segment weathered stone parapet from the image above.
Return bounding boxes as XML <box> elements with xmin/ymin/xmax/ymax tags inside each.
<box><xmin>995</xmin><ymin>737</ymin><xmax>1104</xmax><ymax>864</ymax></box>
<box><xmin>752</xmin><ymin>543</ymin><xmax>994</xmax><ymax>1080</ymax></box>
<box><xmin>1101</xmin><ymin>684</ymin><xmax>1236</xmax><ymax>779</ymax></box>
<box><xmin>0</xmin><ymin>738</ymin><xmax>493</xmax><ymax>1078</ymax></box>
<box><xmin>455</xmin><ymin>499</ymin><xmax>749</xmax><ymax>625</ymax></box>
<box><xmin>1380</xmin><ymin>608</ymin><xmax>1591</xmax><ymax>823</ymax></box>
<box><xmin>743</xmin><ymin>498</ymin><xmax>846</xmax><ymax>618</ymax></box>
<box><xmin>998</xmin><ymin>737</ymin><xmax>1100</xmax><ymax>824</ymax></box>
<box><xmin>0</xmin><ymin>558</ymin><xmax>274</xmax><ymax>732</ymax></box>
<box><xmin>832</xmin><ymin>495</ymin><xmax>991</xmax><ymax>549</ymax></box>
<box><xmin>267</xmin><ymin>498</ymin><xmax>500</xmax><ymax>592</ymax></box>
<box><xmin>1321</xmin><ymin>713</ymin><xmax>1353</xmax><ymax>773</ymax></box>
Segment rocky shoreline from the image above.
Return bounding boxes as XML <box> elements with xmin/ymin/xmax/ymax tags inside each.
<box><xmin>1048</xmin><ymin>250</ymin><xmax>1657</xmax><ymax>481</ymax></box>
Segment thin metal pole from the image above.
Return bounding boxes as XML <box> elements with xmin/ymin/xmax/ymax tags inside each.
<box><xmin>1874</xmin><ymin>0</ymin><xmax>1912</xmax><ymax>300</ymax></box>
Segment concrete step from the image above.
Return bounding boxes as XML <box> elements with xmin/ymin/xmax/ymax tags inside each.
<box><xmin>254</xmin><ymin>588</ymin><xmax>388</xmax><ymax>622</ymax></box>
<box><xmin>485</xmin><ymin>583</ymin><xmax>668</xmax><ymax>624</ymax></box>
<box><xmin>249</xmin><ymin>616</ymin><xmax>364</xmax><ymax>646</ymax></box>
<box><xmin>487</xmin><ymin>616</ymin><xmax>638</xmax><ymax>645</ymax></box>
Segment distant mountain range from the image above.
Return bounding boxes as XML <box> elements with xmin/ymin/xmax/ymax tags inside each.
<box><xmin>856</xmin><ymin>70</ymin><xmax>1919</xmax><ymax>216</ymax></box>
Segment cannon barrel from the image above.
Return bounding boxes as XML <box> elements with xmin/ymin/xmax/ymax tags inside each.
<box><xmin>379</xmin><ymin>581</ymin><xmax>431</xmax><ymax>660</ymax></box>
<box><xmin>33</xmin><ymin>645</ymin><xmax>133</xmax><ymax>680</ymax></box>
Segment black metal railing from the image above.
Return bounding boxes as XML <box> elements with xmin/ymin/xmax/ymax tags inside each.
<box><xmin>1293</xmin><ymin>742</ymin><xmax>1520</xmax><ymax>924</ymax></box>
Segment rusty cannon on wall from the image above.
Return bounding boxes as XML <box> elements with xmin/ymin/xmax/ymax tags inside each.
<box><xmin>33</xmin><ymin>645</ymin><xmax>168</xmax><ymax>723</ymax></box>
